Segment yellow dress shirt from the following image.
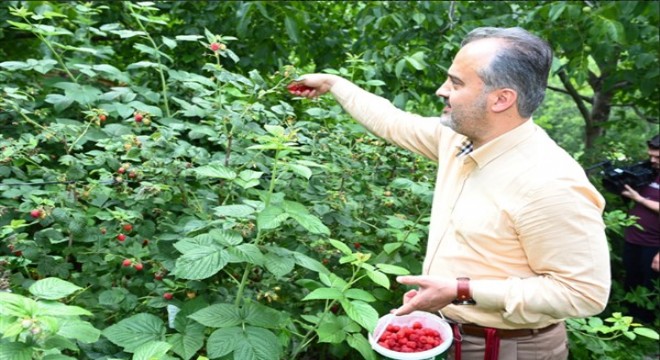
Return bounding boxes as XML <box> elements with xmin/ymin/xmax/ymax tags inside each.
<box><xmin>330</xmin><ymin>78</ymin><xmax>611</xmax><ymax>329</ymax></box>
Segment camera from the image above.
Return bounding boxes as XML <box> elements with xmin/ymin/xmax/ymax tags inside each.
<box><xmin>596</xmin><ymin>160</ymin><xmax>656</xmax><ymax>194</ymax></box>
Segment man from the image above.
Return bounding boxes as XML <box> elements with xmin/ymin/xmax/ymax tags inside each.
<box><xmin>620</xmin><ymin>134</ymin><xmax>660</xmax><ymax>324</ymax></box>
<box><xmin>290</xmin><ymin>27</ymin><xmax>610</xmax><ymax>359</ymax></box>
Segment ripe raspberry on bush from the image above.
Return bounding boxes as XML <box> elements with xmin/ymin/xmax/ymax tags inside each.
<box><xmin>287</xmin><ymin>83</ymin><xmax>314</xmax><ymax>94</ymax></box>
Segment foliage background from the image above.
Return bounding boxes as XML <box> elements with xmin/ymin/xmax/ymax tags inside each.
<box><xmin>0</xmin><ymin>1</ymin><xmax>658</xmax><ymax>359</ymax></box>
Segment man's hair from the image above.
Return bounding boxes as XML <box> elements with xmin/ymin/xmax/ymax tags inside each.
<box><xmin>648</xmin><ymin>134</ymin><xmax>660</xmax><ymax>149</ymax></box>
<box><xmin>461</xmin><ymin>27</ymin><xmax>553</xmax><ymax>118</ymax></box>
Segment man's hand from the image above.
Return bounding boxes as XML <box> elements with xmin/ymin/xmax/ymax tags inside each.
<box><xmin>652</xmin><ymin>253</ymin><xmax>659</xmax><ymax>272</ymax></box>
<box><xmin>287</xmin><ymin>74</ymin><xmax>340</xmax><ymax>98</ymax></box>
<box><xmin>392</xmin><ymin>276</ymin><xmax>457</xmax><ymax>315</ymax></box>
<box><xmin>621</xmin><ymin>184</ymin><xmax>643</xmax><ymax>202</ymax></box>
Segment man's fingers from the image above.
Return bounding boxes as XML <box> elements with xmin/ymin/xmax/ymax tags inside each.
<box><xmin>397</xmin><ymin>275</ymin><xmax>428</xmax><ymax>287</ymax></box>
<box><xmin>393</xmin><ymin>302</ymin><xmax>415</xmax><ymax>316</ymax></box>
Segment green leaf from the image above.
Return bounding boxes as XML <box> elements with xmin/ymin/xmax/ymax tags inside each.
<box><xmin>227</xmin><ymin>244</ymin><xmax>264</xmax><ymax>265</ymax></box>
<box><xmin>0</xmin><ymin>292</ymin><xmax>37</xmax><ymax>317</ymax></box>
<box><xmin>191</xmin><ymin>163</ymin><xmax>236</xmax><ymax>179</ymax></box>
<box><xmin>341</xmin><ymin>300</ymin><xmax>378</xmax><ymax>332</ymax></box>
<box><xmin>189</xmin><ymin>304</ymin><xmax>241</xmax><ymax>328</ymax></box>
<box><xmin>633</xmin><ymin>327</ymin><xmax>659</xmax><ymax>340</ymax></box>
<box><xmin>0</xmin><ymin>341</ymin><xmax>32</xmax><ymax>360</ymax></box>
<box><xmin>168</xmin><ymin>330</ymin><xmax>204</xmax><ymax>360</ymax></box>
<box><xmin>263</xmin><ymin>252</ymin><xmax>295</xmax><ymax>278</ymax></box>
<box><xmin>37</xmin><ymin>301</ymin><xmax>92</xmax><ymax>317</ymax></box>
<box><xmin>316</xmin><ymin>317</ymin><xmax>347</xmax><ymax>344</ymax></box>
<box><xmin>56</xmin><ymin>319</ymin><xmax>101</xmax><ymax>343</ymax></box>
<box><xmin>257</xmin><ymin>206</ymin><xmax>289</xmax><ymax>231</ymax></box>
<box><xmin>366</xmin><ymin>269</ymin><xmax>390</xmax><ymax>289</ymax></box>
<box><xmin>52</xmin><ymin>82</ymin><xmax>102</xmax><ymax>106</ymax></box>
<box><xmin>213</xmin><ymin>204</ymin><xmax>255</xmax><ymax>218</ymax></box>
<box><xmin>292</xmin><ymin>252</ymin><xmax>329</xmax><ymax>274</ymax></box>
<box><xmin>284</xmin><ymin>201</ymin><xmax>330</xmax><ymax>235</ymax></box>
<box><xmin>344</xmin><ymin>289</ymin><xmax>377</xmax><ymax>302</ymax></box>
<box><xmin>174</xmin><ymin>246</ymin><xmax>229</xmax><ymax>280</ymax></box>
<box><xmin>302</xmin><ymin>287</ymin><xmax>344</xmax><ymax>301</ymax></box>
<box><xmin>206</xmin><ymin>327</ymin><xmax>242</xmax><ymax>358</ymax></box>
<box><xmin>241</xmin><ymin>302</ymin><xmax>283</xmax><ymax>329</ymax></box>
<box><xmin>29</xmin><ymin>278</ymin><xmax>82</xmax><ymax>300</ymax></box>
<box><xmin>102</xmin><ymin>313</ymin><xmax>165</xmax><ymax>352</ymax></box>
<box><xmin>346</xmin><ymin>333</ymin><xmax>378</xmax><ymax>360</ymax></box>
<box><xmin>375</xmin><ymin>263</ymin><xmax>410</xmax><ymax>275</ymax></box>
<box><xmin>233</xmin><ymin>326</ymin><xmax>282</xmax><ymax>360</ymax></box>
<box><xmin>286</xmin><ymin>163</ymin><xmax>312</xmax><ymax>179</ymax></box>
<box><xmin>329</xmin><ymin>239</ymin><xmax>352</xmax><ymax>255</ymax></box>
<box><xmin>132</xmin><ymin>341</ymin><xmax>171</xmax><ymax>360</ymax></box>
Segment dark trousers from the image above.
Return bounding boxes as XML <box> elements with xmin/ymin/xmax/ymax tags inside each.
<box><xmin>622</xmin><ymin>241</ymin><xmax>659</xmax><ymax>324</ymax></box>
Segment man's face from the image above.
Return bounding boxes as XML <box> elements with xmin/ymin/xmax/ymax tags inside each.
<box><xmin>435</xmin><ymin>39</ymin><xmax>499</xmax><ymax>138</ymax></box>
<box><xmin>648</xmin><ymin>147</ymin><xmax>660</xmax><ymax>170</ymax></box>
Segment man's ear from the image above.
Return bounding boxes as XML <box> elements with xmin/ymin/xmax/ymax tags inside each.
<box><xmin>490</xmin><ymin>88</ymin><xmax>517</xmax><ymax>113</ymax></box>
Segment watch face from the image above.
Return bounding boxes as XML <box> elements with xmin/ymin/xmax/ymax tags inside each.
<box><xmin>452</xmin><ymin>299</ymin><xmax>477</xmax><ymax>305</ymax></box>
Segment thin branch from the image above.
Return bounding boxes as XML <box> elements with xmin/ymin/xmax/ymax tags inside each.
<box><xmin>557</xmin><ymin>68</ymin><xmax>592</xmax><ymax>123</ymax></box>
<box><xmin>547</xmin><ymin>85</ymin><xmax>592</xmax><ymax>103</ymax></box>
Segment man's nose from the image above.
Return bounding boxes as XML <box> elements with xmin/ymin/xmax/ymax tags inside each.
<box><xmin>436</xmin><ymin>79</ymin><xmax>450</xmax><ymax>97</ymax></box>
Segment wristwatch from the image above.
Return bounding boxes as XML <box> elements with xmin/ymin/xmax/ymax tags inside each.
<box><xmin>452</xmin><ymin>277</ymin><xmax>476</xmax><ymax>305</ymax></box>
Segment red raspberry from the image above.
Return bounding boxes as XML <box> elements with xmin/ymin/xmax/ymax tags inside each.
<box><xmin>163</xmin><ymin>292</ymin><xmax>173</xmax><ymax>300</ymax></box>
<box><xmin>122</xmin><ymin>259</ymin><xmax>132</xmax><ymax>267</ymax></box>
<box><xmin>134</xmin><ymin>113</ymin><xmax>143</xmax><ymax>122</ymax></box>
<box><xmin>117</xmin><ymin>234</ymin><xmax>126</xmax><ymax>242</ymax></box>
<box><xmin>209</xmin><ymin>42</ymin><xmax>220</xmax><ymax>51</ymax></box>
<box><xmin>133</xmin><ymin>263</ymin><xmax>143</xmax><ymax>271</ymax></box>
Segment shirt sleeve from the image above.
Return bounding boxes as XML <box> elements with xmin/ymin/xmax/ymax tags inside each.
<box><xmin>330</xmin><ymin>78</ymin><xmax>444</xmax><ymax>162</ymax></box>
<box><xmin>470</xmin><ymin>179</ymin><xmax>611</xmax><ymax>324</ymax></box>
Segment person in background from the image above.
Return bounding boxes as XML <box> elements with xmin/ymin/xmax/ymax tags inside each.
<box><xmin>620</xmin><ymin>134</ymin><xmax>660</xmax><ymax>324</ymax></box>
<box><xmin>290</xmin><ymin>27</ymin><xmax>611</xmax><ymax>360</ymax></box>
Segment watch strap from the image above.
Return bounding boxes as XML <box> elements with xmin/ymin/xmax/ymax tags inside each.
<box><xmin>452</xmin><ymin>277</ymin><xmax>476</xmax><ymax>305</ymax></box>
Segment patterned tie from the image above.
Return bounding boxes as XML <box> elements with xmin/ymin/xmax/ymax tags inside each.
<box><xmin>456</xmin><ymin>139</ymin><xmax>473</xmax><ymax>157</ymax></box>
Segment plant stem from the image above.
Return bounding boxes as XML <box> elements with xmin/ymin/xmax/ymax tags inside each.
<box><xmin>234</xmin><ymin>150</ymin><xmax>281</xmax><ymax>307</ymax></box>
<box><xmin>129</xmin><ymin>5</ymin><xmax>171</xmax><ymax>117</ymax></box>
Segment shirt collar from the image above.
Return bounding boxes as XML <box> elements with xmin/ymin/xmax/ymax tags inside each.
<box><xmin>467</xmin><ymin>119</ymin><xmax>537</xmax><ymax>168</ymax></box>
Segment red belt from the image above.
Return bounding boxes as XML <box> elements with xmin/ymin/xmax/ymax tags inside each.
<box><xmin>452</xmin><ymin>322</ymin><xmax>560</xmax><ymax>360</ymax></box>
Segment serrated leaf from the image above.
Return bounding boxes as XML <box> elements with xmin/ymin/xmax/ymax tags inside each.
<box><xmin>37</xmin><ymin>302</ymin><xmax>92</xmax><ymax>317</ymax></box>
<box><xmin>233</xmin><ymin>326</ymin><xmax>282</xmax><ymax>360</ymax></box>
<box><xmin>366</xmin><ymin>269</ymin><xmax>390</xmax><ymax>289</ymax></box>
<box><xmin>206</xmin><ymin>327</ymin><xmax>242</xmax><ymax>358</ymax></box>
<box><xmin>227</xmin><ymin>244</ymin><xmax>264</xmax><ymax>265</ymax></box>
<box><xmin>633</xmin><ymin>327</ymin><xmax>659</xmax><ymax>340</ymax></box>
<box><xmin>168</xmin><ymin>328</ymin><xmax>204</xmax><ymax>360</ymax></box>
<box><xmin>263</xmin><ymin>252</ymin><xmax>295</xmax><ymax>278</ymax></box>
<box><xmin>302</xmin><ymin>287</ymin><xmax>343</xmax><ymax>301</ymax></box>
<box><xmin>174</xmin><ymin>246</ymin><xmax>229</xmax><ymax>280</ymax></box>
<box><xmin>287</xmin><ymin>163</ymin><xmax>312</xmax><ymax>179</ymax></box>
<box><xmin>189</xmin><ymin>304</ymin><xmax>241</xmax><ymax>328</ymax></box>
<box><xmin>29</xmin><ymin>278</ymin><xmax>82</xmax><ymax>300</ymax></box>
<box><xmin>191</xmin><ymin>164</ymin><xmax>236</xmax><ymax>179</ymax></box>
<box><xmin>102</xmin><ymin>313</ymin><xmax>165</xmax><ymax>352</ymax></box>
<box><xmin>241</xmin><ymin>302</ymin><xmax>283</xmax><ymax>329</ymax></box>
<box><xmin>375</xmin><ymin>263</ymin><xmax>410</xmax><ymax>275</ymax></box>
<box><xmin>344</xmin><ymin>289</ymin><xmax>377</xmax><ymax>302</ymax></box>
<box><xmin>341</xmin><ymin>300</ymin><xmax>378</xmax><ymax>332</ymax></box>
<box><xmin>213</xmin><ymin>204</ymin><xmax>255</xmax><ymax>218</ymax></box>
<box><xmin>0</xmin><ymin>342</ymin><xmax>32</xmax><ymax>360</ymax></box>
<box><xmin>57</xmin><ymin>319</ymin><xmax>101</xmax><ymax>343</ymax></box>
<box><xmin>347</xmin><ymin>333</ymin><xmax>378</xmax><ymax>360</ymax></box>
<box><xmin>257</xmin><ymin>206</ymin><xmax>289</xmax><ymax>231</ymax></box>
<box><xmin>292</xmin><ymin>252</ymin><xmax>329</xmax><ymax>274</ymax></box>
<box><xmin>329</xmin><ymin>239</ymin><xmax>351</xmax><ymax>255</ymax></box>
<box><xmin>133</xmin><ymin>341</ymin><xmax>171</xmax><ymax>360</ymax></box>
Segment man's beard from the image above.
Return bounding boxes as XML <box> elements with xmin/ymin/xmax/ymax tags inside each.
<box><xmin>439</xmin><ymin>95</ymin><xmax>488</xmax><ymax>137</ymax></box>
